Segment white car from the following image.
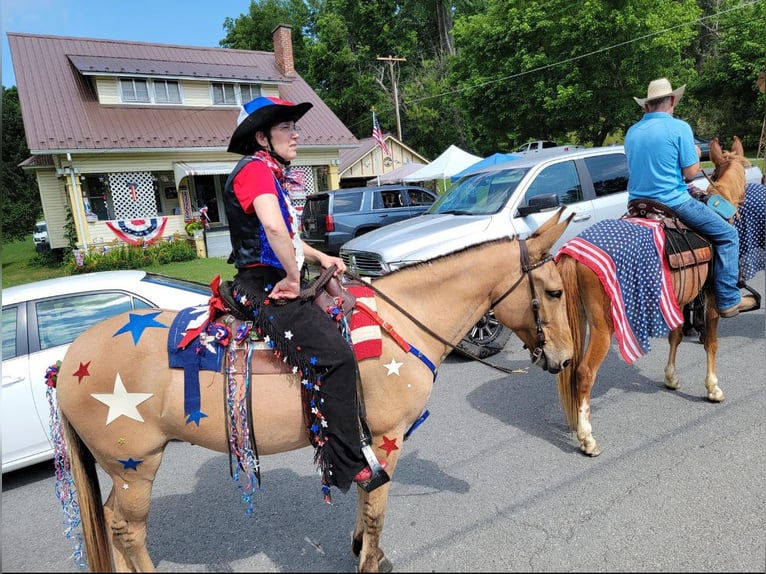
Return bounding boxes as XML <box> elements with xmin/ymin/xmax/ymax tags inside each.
<box><xmin>2</xmin><ymin>270</ymin><xmax>212</xmax><ymax>473</ymax></box>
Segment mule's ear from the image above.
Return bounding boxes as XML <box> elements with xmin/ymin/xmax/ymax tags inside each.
<box><xmin>529</xmin><ymin>206</ymin><xmax>575</xmax><ymax>255</ymax></box>
<box><xmin>710</xmin><ymin>137</ymin><xmax>723</xmax><ymax>166</ymax></box>
<box><xmin>732</xmin><ymin>135</ymin><xmax>744</xmax><ymax>156</ymax></box>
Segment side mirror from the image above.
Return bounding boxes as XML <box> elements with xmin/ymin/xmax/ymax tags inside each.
<box><xmin>517</xmin><ymin>193</ymin><xmax>560</xmax><ymax>216</ymax></box>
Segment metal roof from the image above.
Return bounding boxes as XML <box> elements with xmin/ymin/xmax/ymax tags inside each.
<box><xmin>8</xmin><ymin>33</ymin><xmax>358</xmax><ymax>154</ymax></box>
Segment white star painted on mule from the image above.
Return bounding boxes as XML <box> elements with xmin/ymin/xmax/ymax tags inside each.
<box><xmin>384</xmin><ymin>359</ymin><xmax>403</xmax><ymax>376</ymax></box>
<box><xmin>91</xmin><ymin>373</ymin><xmax>153</xmax><ymax>425</ymax></box>
<box><xmin>284</xmin><ymin>330</ymin><xmax>294</xmax><ymax>340</ymax></box>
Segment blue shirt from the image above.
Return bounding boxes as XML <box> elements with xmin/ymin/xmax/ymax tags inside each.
<box><xmin>624</xmin><ymin>112</ymin><xmax>699</xmax><ymax>208</ymax></box>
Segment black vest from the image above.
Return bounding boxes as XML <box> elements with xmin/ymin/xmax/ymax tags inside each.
<box><xmin>224</xmin><ymin>156</ymin><xmax>269</xmax><ymax>268</ymax></box>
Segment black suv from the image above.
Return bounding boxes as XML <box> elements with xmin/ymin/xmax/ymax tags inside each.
<box><xmin>300</xmin><ymin>185</ymin><xmax>437</xmax><ymax>254</ymax></box>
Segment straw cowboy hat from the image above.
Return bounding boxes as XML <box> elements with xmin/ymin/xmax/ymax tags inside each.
<box><xmin>633</xmin><ymin>78</ymin><xmax>686</xmax><ymax>107</ymax></box>
<box><xmin>228</xmin><ymin>96</ymin><xmax>313</xmax><ymax>156</ymax></box>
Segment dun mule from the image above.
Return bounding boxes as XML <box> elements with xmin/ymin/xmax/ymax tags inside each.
<box><xmin>555</xmin><ymin>137</ymin><xmax>760</xmax><ymax>457</ymax></box>
<box><xmin>52</xmin><ymin>209</ymin><xmax>574</xmax><ymax>572</ymax></box>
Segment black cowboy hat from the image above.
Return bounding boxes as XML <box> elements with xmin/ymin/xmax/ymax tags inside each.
<box><xmin>227</xmin><ymin>96</ymin><xmax>313</xmax><ymax>156</ymax></box>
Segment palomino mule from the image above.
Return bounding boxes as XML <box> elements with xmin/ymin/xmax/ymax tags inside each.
<box><xmin>52</xmin><ymin>208</ymin><xmax>575</xmax><ymax>572</ymax></box>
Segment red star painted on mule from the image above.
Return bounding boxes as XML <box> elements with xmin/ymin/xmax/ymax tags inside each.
<box><xmin>379</xmin><ymin>435</ymin><xmax>399</xmax><ymax>457</ymax></box>
<box><xmin>73</xmin><ymin>361</ymin><xmax>91</xmax><ymax>383</ymax></box>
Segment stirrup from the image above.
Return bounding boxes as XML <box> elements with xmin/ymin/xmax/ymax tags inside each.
<box><xmin>357</xmin><ymin>467</ymin><xmax>390</xmax><ymax>493</ymax></box>
<box><xmin>737</xmin><ymin>281</ymin><xmax>762</xmax><ymax>313</ymax></box>
<box><xmin>357</xmin><ymin>435</ymin><xmax>390</xmax><ymax>492</ymax></box>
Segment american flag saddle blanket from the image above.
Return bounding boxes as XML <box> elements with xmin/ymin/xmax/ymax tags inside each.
<box><xmin>556</xmin><ymin>217</ymin><xmax>684</xmax><ymax>364</ymax></box>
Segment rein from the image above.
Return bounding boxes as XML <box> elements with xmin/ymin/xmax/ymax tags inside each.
<box><xmin>343</xmin><ymin>238</ymin><xmax>553</xmax><ymax>375</ymax></box>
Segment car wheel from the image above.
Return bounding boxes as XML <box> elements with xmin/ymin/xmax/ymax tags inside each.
<box><xmin>454</xmin><ymin>310</ymin><xmax>512</xmax><ymax>359</ymax></box>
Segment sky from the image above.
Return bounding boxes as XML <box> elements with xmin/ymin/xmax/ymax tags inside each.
<box><xmin>2</xmin><ymin>0</ymin><xmax>254</xmax><ymax>88</ymax></box>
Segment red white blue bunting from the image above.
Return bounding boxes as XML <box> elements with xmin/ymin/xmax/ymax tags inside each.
<box><xmin>105</xmin><ymin>217</ymin><xmax>168</xmax><ymax>245</ymax></box>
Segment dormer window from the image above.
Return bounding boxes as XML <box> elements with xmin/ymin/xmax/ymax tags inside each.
<box><xmin>212</xmin><ymin>82</ymin><xmax>238</xmax><ymax>105</ymax></box>
<box><xmin>239</xmin><ymin>84</ymin><xmax>260</xmax><ymax>103</ymax></box>
<box><xmin>154</xmin><ymin>80</ymin><xmax>181</xmax><ymax>104</ymax></box>
<box><xmin>120</xmin><ymin>79</ymin><xmax>150</xmax><ymax>102</ymax></box>
<box><xmin>212</xmin><ymin>82</ymin><xmax>261</xmax><ymax>106</ymax></box>
<box><xmin>119</xmin><ymin>78</ymin><xmax>182</xmax><ymax>104</ymax></box>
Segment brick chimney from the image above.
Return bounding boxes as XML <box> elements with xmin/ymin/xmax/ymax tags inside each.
<box><xmin>272</xmin><ymin>24</ymin><xmax>295</xmax><ymax>76</ymax></box>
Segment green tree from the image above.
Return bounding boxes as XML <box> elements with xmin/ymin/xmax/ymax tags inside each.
<box><xmin>684</xmin><ymin>0</ymin><xmax>766</xmax><ymax>149</ymax></box>
<box><xmin>449</xmin><ymin>0</ymin><xmax>701</xmax><ymax>150</ymax></box>
<box><xmin>1</xmin><ymin>86</ymin><xmax>41</xmax><ymax>242</ymax></box>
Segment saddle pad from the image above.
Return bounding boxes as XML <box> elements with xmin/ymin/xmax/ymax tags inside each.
<box><xmin>347</xmin><ymin>284</ymin><xmax>383</xmax><ymax>360</ymax></box>
<box><xmin>167</xmin><ymin>306</ymin><xmax>225</xmax><ymax>372</ymax></box>
<box><xmin>734</xmin><ymin>183</ymin><xmax>765</xmax><ymax>281</ymax></box>
<box><xmin>557</xmin><ymin>218</ymin><xmax>683</xmax><ymax>364</ymax></box>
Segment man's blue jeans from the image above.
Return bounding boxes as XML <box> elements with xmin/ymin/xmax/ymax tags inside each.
<box><xmin>672</xmin><ymin>197</ymin><xmax>741</xmax><ymax>310</ymax></box>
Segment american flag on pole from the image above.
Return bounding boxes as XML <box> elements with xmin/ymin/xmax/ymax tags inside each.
<box><xmin>372</xmin><ymin>111</ymin><xmax>390</xmax><ymax>157</ymax></box>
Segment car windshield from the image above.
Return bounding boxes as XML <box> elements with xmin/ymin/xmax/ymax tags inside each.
<box><xmin>34</xmin><ymin>223</ymin><xmax>46</xmax><ymax>233</ymax></box>
<box><xmin>140</xmin><ymin>273</ymin><xmax>211</xmax><ymax>296</ymax></box>
<box><xmin>428</xmin><ymin>166</ymin><xmax>530</xmax><ymax>215</ymax></box>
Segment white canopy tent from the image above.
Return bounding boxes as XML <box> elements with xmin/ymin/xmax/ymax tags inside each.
<box><xmin>402</xmin><ymin>145</ymin><xmax>482</xmax><ymax>185</ymax></box>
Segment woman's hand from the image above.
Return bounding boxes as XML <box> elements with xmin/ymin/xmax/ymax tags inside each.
<box><xmin>320</xmin><ymin>254</ymin><xmax>346</xmax><ymax>275</ymax></box>
<box><xmin>269</xmin><ymin>276</ymin><xmax>301</xmax><ymax>300</ymax></box>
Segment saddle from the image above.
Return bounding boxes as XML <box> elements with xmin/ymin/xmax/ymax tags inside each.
<box><xmin>625</xmin><ymin>198</ymin><xmax>712</xmax><ymax>269</ymax></box>
<box><xmin>216</xmin><ymin>266</ymin><xmax>359</xmax><ymax>375</ymax></box>
<box><xmin>625</xmin><ymin>198</ymin><xmax>712</xmax><ymax>303</ymax></box>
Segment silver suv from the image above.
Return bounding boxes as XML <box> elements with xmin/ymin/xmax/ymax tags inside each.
<box><xmin>341</xmin><ymin>146</ymin><xmax>632</xmax><ymax>357</ymax></box>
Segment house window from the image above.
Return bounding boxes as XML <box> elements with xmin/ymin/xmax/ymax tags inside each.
<box><xmin>239</xmin><ymin>84</ymin><xmax>260</xmax><ymax>103</ymax></box>
<box><xmin>212</xmin><ymin>82</ymin><xmax>238</xmax><ymax>105</ymax></box>
<box><xmin>82</xmin><ymin>175</ymin><xmax>112</xmax><ymax>220</ymax></box>
<box><xmin>120</xmin><ymin>79</ymin><xmax>150</xmax><ymax>102</ymax></box>
<box><xmin>153</xmin><ymin>80</ymin><xmax>181</xmax><ymax>104</ymax></box>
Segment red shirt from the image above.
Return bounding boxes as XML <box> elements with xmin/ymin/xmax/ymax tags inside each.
<box><xmin>232</xmin><ymin>160</ymin><xmax>278</xmax><ymax>213</ymax></box>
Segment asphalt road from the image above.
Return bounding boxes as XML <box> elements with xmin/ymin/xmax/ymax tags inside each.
<box><xmin>2</xmin><ymin>272</ymin><xmax>764</xmax><ymax>572</ymax></box>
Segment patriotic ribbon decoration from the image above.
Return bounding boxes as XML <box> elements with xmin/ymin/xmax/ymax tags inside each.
<box><xmin>105</xmin><ymin>217</ymin><xmax>168</xmax><ymax>245</ymax></box>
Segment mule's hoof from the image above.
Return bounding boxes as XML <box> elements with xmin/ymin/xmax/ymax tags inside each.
<box><xmin>707</xmin><ymin>389</ymin><xmax>725</xmax><ymax>403</ymax></box>
<box><xmin>378</xmin><ymin>557</ymin><xmax>393</xmax><ymax>573</ymax></box>
<box><xmin>581</xmin><ymin>444</ymin><xmax>601</xmax><ymax>457</ymax></box>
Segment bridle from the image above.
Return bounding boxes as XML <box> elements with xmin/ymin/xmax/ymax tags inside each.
<box><xmin>490</xmin><ymin>238</ymin><xmax>554</xmax><ymax>366</ymax></box>
<box><xmin>344</xmin><ymin>237</ymin><xmax>555</xmax><ymax>373</ymax></box>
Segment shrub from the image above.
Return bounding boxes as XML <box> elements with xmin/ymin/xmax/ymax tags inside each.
<box><xmin>65</xmin><ymin>234</ymin><xmax>197</xmax><ymax>274</ymax></box>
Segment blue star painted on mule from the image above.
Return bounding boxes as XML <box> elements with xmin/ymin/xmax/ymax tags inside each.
<box><xmin>186</xmin><ymin>410</ymin><xmax>208</xmax><ymax>426</ymax></box>
<box><xmin>113</xmin><ymin>312</ymin><xmax>167</xmax><ymax>345</ymax></box>
<box><xmin>118</xmin><ymin>457</ymin><xmax>143</xmax><ymax>470</ymax></box>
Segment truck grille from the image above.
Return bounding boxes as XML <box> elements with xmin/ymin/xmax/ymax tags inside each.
<box><xmin>341</xmin><ymin>251</ymin><xmax>385</xmax><ymax>276</ymax></box>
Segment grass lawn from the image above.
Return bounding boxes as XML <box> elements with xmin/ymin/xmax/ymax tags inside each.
<box><xmin>2</xmin><ymin>236</ymin><xmax>233</xmax><ymax>289</ymax></box>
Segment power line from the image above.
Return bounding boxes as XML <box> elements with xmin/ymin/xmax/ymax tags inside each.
<box><xmin>351</xmin><ymin>0</ymin><xmax>761</xmax><ymax>130</ymax></box>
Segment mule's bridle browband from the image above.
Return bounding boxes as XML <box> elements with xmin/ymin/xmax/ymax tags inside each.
<box><xmin>344</xmin><ymin>238</ymin><xmax>555</xmax><ymax>373</ymax></box>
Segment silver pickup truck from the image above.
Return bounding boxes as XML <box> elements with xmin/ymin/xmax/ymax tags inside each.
<box><xmin>340</xmin><ymin>145</ymin><xmax>763</xmax><ymax>358</ymax></box>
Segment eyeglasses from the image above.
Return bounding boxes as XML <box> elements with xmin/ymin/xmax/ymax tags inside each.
<box><xmin>273</xmin><ymin>122</ymin><xmax>302</xmax><ymax>134</ymax></box>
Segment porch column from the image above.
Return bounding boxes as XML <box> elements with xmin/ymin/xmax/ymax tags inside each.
<box><xmin>327</xmin><ymin>161</ymin><xmax>340</xmax><ymax>190</ymax></box>
<box><xmin>64</xmin><ymin>167</ymin><xmax>91</xmax><ymax>253</ymax></box>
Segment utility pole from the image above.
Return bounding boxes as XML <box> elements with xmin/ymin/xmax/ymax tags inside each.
<box><xmin>377</xmin><ymin>55</ymin><xmax>406</xmax><ymax>140</ymax></box>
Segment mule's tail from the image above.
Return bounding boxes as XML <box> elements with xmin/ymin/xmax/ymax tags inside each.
<box><xmin>61</xmin><ymin>413</ymin><xmax>114</xmax><ymax>572</ymax></box>
<box><xmin>556</xmin><ymin>255</ymin><xmax>584</xmax><ymax>431</ymax></box>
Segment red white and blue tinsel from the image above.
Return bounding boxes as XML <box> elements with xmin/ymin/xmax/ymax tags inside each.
<box><xmin>45</xmin><ymin>361</ymin><xmax>87</xmax><ymax>569</ymax></box>
<box><xmin>225</xmin><ymin>337</ymin><xmax>262</xmax><ymax>515</ymax></box>
<box><xmin>105</xmin><ymin>217</ymin><xmax>168</xmax><ymax>246</ymax></box>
